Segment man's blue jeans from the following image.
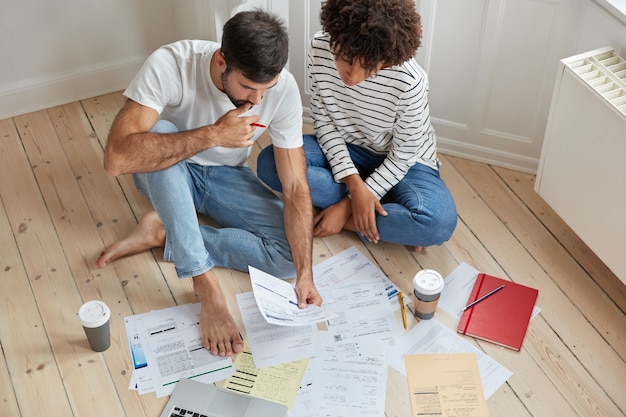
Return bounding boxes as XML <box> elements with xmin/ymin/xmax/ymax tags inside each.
<box><xmin>132</xmin><ymin>120</ymin><xmax>295</xmax><ymax>279</ymax></box>
<box><xmin>257</xmin><ymin>134</ymin><xmax>457</xmax><ymax>247</ymax></box>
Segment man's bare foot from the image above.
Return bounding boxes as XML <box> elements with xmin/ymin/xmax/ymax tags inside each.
<box><xmin>97</xmin><ymin>210</ymin><xmax>166</xmax><ymax>268</ymax></box>
<box><xmin>194</xmin><ymin>271</ymin><xmax>244</xmax><ymax>357</ymax></box>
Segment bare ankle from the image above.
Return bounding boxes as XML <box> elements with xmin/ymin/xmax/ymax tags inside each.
<box><xmin>193</xmin><ymin>271</ymin><xmax>222</xmax><ymax>299</ymax></box>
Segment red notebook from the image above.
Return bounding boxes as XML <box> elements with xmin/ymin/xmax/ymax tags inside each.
<box><xmin>457</xmin><ymin>273</ymin><xmax>538</xmax><ymax>351</ymax></box>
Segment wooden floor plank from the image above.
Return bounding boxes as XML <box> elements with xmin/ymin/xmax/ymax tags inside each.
<box><xmin>81</xmin><ymin>92</ymin><xmax>151</xmax><ymax>221</ymax></box>
<box><xmin>0</xmin><ymin>120</ymin><xmax>69</xmax><ymax>417</ymax></box>
<box><xmin>0</xmin><ymin>341</ymin><xmax>20</xmax><ymax>417</ymax></box>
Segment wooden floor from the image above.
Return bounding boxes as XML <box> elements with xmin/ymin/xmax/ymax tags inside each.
<box><xmin>0</xmin><ymin>90</ymin><xmax>624</xmax><ymax>417</ymax></box>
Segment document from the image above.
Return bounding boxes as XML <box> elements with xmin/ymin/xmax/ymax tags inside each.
<box><xmin>438</xmin><ymin>262</ymin><xmax>482</xmax><ymax>320</ymax></box>
<box><xmin>393</xmin><ymin>318</ymin><xmax>511</xmax><ymax>399</ymax></box>
<box><xmin>124</xmin><ymin>303</ymin><xmax>235</xmax><ymax>397</ymax></box>
<box><xmin>249</xmin><ymin>266</ymin><xmax>326</xmax><ymax>326</ymax></box>
<box><xmin>287</xmin><ymin>357</ymin><xmax>314</xmax><ymax>417</ymax></box>
<box><xmin>223</xmin><ymin>338</ymin><xmax>308</xmax><ymax>409</ymax></box>
<box><xmin>308</xmin><ymin>331</ymin><xmax>388</xmax><ymax>417</ymax></box>
<box><xmin>405</xmin><ymin>353</ymin><xmax>490</xmax><ymax>417</ymax></box>
<box><xmin>313</xmin><ymin>246</ymin><xmax>403</xmax><ymax>310</ymax></box>
<box><xmin>313</xmin><ymin>247</ymin><xmax>406</xmax><ymax>360</ymax></box>
<box><xmin>125</xmin><ymin>317</ymin><xmax>154</xmax><ymax>394</ymax></box>
<box><xmin>237</xmin><ymin>291</ymin><xmax>318</xmax><ymax>368</ymax></box>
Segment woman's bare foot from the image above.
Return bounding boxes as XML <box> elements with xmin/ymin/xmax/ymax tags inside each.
<box><xmin>97</xmin><ymin>210</ymin><xmax>166</xmax><ymax>268</ymax></box>
<box><xmin>406</xmin><ymin>245</ymin><xmax>427</xmax><ymax>253</ymax></box>
<box><xmin>194</xmin><ymin>271</ymin><xmax>244</xmax><ymax>357</ymax></box>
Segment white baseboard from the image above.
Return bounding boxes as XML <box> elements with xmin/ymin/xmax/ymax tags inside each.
<box><xmin>436</xmin><ymin>137</ymin><xmax>539</xmax><ymax>174</ymax></box>
<box><xmin>0</xmin><ymin>57</ymin><xmax>145</xmax><ymax>120</ymax></box>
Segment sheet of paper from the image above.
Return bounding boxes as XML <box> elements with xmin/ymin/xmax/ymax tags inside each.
<box><xmin>391</xmin><ymin>318</ymin><xmax>511</xmax><ymax>399</ymax></box>
<box><xmin>405</xmin><ymin>353</ymin><xmax>490</xmax><ymax>417</ymax></box>
<box><xmin>308</xmin><ymin>331</ymin><xmax>388</xmax><ymax>417</ymax></box>
<box><xmin>237</xmin><ymin>292</ymin><xmax>318</xmax><ymax>368</ymax></box>
<box><xmin>438</xmin><ymin>262</ymin><xmax>541</xmax><ymax>320</ymax></box>
<box><xmin>223</xmin><ymin>338</ymin><xmax>308</xmax><ymax>409</ymax></box>
<box><xmin>313</xmin><ymin>247</ymin><xmax>406</xmax><ymax>360</ymax></box>
<box><xmin>313</xmin><ymin>246</ymin><xmax>402</xmax><ymax>310</ymax></box>
<box><xmin>127</xmin><ymin>303</ymin><xmax>235</xmax><ymax>397</ymax></box>
<box><xmin>325</xmin><ymin>309</ymin><xmax>406</xmax><ymax>361</ymax></box>
<box><xmin>124</xmin><ymin>315</ymin><xmax>154</xmax><ymax>394</ymax></box>
<box><xmin>438</xmin><ymin>262</ymin><xmax>481</xmax><ymax>320</ymax></box>
<box><xmin>249</xmin><ymin>266</ymin><xmax>326</xmax><ymax>326</ymax></box>
<box><xmin>287</xmin><ymin>358</ymin><xmax>314</xmax><ymax>417</ymax></box>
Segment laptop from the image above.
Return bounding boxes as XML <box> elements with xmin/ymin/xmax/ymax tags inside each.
<box><xmin>159</xmin><ymin>378</ymin><xmax>288</xmax><ymax>417</ymax></box>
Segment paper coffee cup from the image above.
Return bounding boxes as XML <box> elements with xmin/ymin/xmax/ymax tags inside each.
<box><xmin>78</xmin><ymin>300</ymin><xmax>111</xmax><ymax>352</ymax></box>
<box><xmin>412</xmin><ymin>269</ymin><xmax>444</xmax><ymax>319</ymax></box>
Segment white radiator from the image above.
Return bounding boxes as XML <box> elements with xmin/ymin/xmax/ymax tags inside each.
<box><xmin>535</xmin><ymin>46</ymin><xmax>626</xmax><ymax>284</ymax></box>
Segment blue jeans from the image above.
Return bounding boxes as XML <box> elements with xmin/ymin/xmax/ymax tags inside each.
<box><xmin>257</xmin><ymin>134</ymin><xmax>457</xmax><ymax>247</ymax></box>
<box><xmin>133</xmin><ymin>120</ymin><xmax>295</xmax><ymax>279</ymax></box>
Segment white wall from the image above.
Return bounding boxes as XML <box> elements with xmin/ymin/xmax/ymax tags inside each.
<box><xmin>0</xmin><ymin>0</ymin><xmax>216</xmax><ymax>119</ymax></box>
<box><xmin>572</xmin><ymin>1</ymin><xmax>626</xmax><ymax>57</ymax></box>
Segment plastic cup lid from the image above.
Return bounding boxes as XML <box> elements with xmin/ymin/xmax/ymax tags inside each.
<box><xmin>413</xmin><ymin>269</ymin><xmax>444</xmax><ymax>295</ymax></box>
<box><xmin>78</xmin><ymin>300</ymin><xmax>111</xmax><ymax>328</ymax></box>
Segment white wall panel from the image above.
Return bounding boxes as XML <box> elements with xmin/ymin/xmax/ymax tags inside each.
<box><xmin>418</xmin><ymin>0</ymin><xmax>580</xmax><ymax>172</ymax></box>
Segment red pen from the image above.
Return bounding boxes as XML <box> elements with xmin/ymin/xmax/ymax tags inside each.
<box><xmin>251</xmin><ymin>122</ymin><xmax>266</xmax><ymax>128</ymax></box>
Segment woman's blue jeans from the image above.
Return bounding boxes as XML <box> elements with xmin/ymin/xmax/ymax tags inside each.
<box><xmin>132</xmin><ymin>120</ymin><xmax>295</xmax><ymax>279</ymax></box>
<box><xmin>257</xmin><ymin>134</ymin><xmax>457</xmax><ymax>247</ymax></box>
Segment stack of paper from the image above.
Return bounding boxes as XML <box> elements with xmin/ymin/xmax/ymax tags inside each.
<box><xmin>123</xmin><ymin>248</ymin><xmax>518</xmax><ymax>415</ymax></box>
<box><xmin>246</xmin><ymin>247</ymin><xmax>399</xmax><ymax>417</ymax></box>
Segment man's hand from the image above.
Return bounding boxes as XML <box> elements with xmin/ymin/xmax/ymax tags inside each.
<box><xmin>294</xmin><ymin>278</ymin><xmax>323</xmax><ymax>308</ymax></box>
<box><xmin>208</xmin><ymin>105</ymin><xmax>260</xmax><ymax>148</ymax></box>
<box><xmin>104</xmin><ymin>100</ymin><xmax>261</xmax><ymax>175</ymax></box>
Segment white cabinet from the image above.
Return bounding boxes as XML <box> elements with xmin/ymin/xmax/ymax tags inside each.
<box><xmin>535</xmin><ymin>47</ymin><xmax>626</xmax><ymax>283</ymax></box>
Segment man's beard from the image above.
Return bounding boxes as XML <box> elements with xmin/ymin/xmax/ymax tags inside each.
<box><xmin>221</xmin><ymin>71</ymin><xmax>253</xmax><ymax>108</ymax></box>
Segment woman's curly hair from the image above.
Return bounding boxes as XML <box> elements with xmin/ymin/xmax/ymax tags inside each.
<box><xmin>320</xmin><ymin>0</ymin><xmax>422</xmax><ymax>74</ymax></box>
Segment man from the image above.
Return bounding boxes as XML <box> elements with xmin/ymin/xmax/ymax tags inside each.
<box><xmin>257</xmin><ymin>0</ymin><xmax>457</xmax><ymax>251</ymax></box>
<box><xmin>97</xmin><ymin>10</ymin><xmax>322</xmax><ymax>358</ymax></box>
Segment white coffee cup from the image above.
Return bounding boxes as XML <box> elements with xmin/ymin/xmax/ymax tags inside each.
<box><xmin>78</xmin><ymin>300</ymin><xmax>111</xmax><ymax>352</ymax></box>
<box><xmin>412</xmin><ymin>269</ymin><xmax>444</xmax><ymax>319</ymax></box>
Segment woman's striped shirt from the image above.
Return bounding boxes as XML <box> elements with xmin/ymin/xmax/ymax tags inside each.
<box><xmin>308</xmin><ymin>32</ymin><xmax>439</xmax><ymax>200</ymax></box>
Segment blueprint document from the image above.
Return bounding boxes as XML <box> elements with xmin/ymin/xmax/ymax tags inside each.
<box><xmin>124</xmin><ymin>303</ymin><xmax>235</xmax><ymax>397</ymax></box>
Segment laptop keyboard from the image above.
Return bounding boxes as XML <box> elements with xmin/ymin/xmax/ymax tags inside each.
<box><xmin>169</xmin><ymin>406</ymin><xmax>213</xmax><ymax>417</ymax></box>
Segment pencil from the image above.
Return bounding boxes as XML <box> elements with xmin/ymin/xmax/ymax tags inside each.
<box><xmin>398</xmin><ymin>291</ymin><xmax>407</xmax><ymax>329</ymax></box>
<box><xmin>251</xmin><ymin>122</ymin><xmax>266</xmax><ymax>128</ymax></box>
<box><xmin>462</xmin><ymin>284</ymin><xmax>506</xmax><ymax>311</ymax></box>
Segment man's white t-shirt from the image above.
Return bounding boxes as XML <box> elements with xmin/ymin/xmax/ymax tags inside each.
<box><xmin>124</xmin><ymin>40</ymin><xmax>303</xmax><ymax>167</ymax></box>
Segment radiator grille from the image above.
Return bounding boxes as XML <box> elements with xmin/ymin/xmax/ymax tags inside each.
<box><xmin>567</xmin><ymin>49</ymin><xmax>626</xmax><ymax>116</ymax></box>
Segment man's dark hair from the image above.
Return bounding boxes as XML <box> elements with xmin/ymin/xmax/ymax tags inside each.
<box><xmin>221</xmin><ymin>9</ymin><xmax>289</xmax><ymax>83</ymax></box>
<box><xmin>320</xmin><ymin>0</ymin><xmax>422</xmax><ymax>74</ymax></box>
